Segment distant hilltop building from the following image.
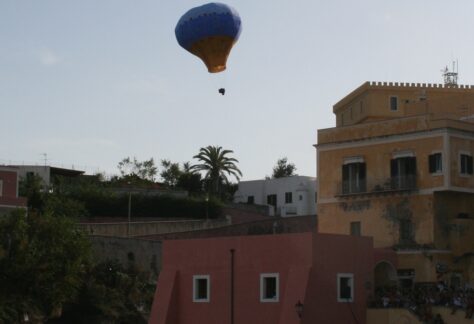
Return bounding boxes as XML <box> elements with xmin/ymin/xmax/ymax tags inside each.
<box><xmin>234</xmin><ymin>176</ymin><xmax>317</xmax><ymax>217</ymax></box>
<box><xmin>7</xmin><ymin>165</ymin><xmax>84</xmax><ymax>189</ymax></box>
<box><xmin>317</xmin><ymin>81</ymin><xmax>474</xmax><ymax>287</ymax></box>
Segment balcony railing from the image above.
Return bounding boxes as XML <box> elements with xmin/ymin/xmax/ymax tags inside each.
<box><xmin>337</xmin><ymin>175</ymin><xmax>417</xmax><ymax>197</ymax></box>
<box><xmin>341</xmin><ymin>180</ymin><xmax>367</xmax><ymax>195</ymax></box>
<box><xmin>380</xmin><ymin>175</ymin><xmax>417</xmax><ymax>191</ymax></box>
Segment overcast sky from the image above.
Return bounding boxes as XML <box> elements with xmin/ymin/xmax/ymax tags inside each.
<box><xmin>2</xmin><ymin>1</ymin><xmax>474</xmax><ymax>181</ymax></box>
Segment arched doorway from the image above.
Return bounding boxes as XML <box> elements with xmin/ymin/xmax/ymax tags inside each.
<box><xmin>374</xmin><ymin>261</ymin><xmax>397</xmax><ymax>289</ymax></box>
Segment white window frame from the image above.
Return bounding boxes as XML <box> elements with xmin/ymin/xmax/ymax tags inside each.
<box><xmin>389</xmin><ymin>96</ymin><xmax>399</xmax><ymax>111</ymax></box>
<box><xmin>337</xmin><ymin>273</ymin><xmax>354</xmax><ymax>303</ymax></box>
<box><xmin>260</xmin><ymin>273</ymin><xmax>279</xmax><ymax>302</ymax></box>
<box><xmin>459</xmin><ymin>151</ymin><xmax>473</xmax><ymax>177</ymax></box>
<box><xmin>193</xmin><ymin>275</ymin><xmax>210</xmax><ymax>302</ymax></box>
<box><xmin>285</xmin><ymin>192</ymin><xmax>292</xmax><ymax>204</ymax></box>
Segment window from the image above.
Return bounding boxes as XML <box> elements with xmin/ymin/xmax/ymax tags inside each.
<box><xmin>429</xmin><ymin>153</ymin><xmax>442</xmax><ymax>173</ymax></box>
<box><xmin>337</xmin><ymin>273</ymin><xmax>354</xmax><ymax>302</ymax></box>
<box><xmin>342</xmin><ymin>162</ymin><xmax>366</xmax><ymax>194</ymax></box>
<box><xmin>315</xmin><ymin>192</ymin><xmax>318</xmax><ymax>203</ymax></box>
<box><xmin>299</xmin><ymin>195</ymin><xmax>303</xmax><ymax>201</ymax></box>
<box><xmin>0</xmin><ymin>179</ymin><xmax>3</xmax><ymax>197</ymax></box>
<box><xmin>391</xmin><ymin>156</ymin><xmax>416</xmax><ymax>189</ymax></box>
<box><xmin>260</xmin><ymin>273</ymin><xmax>279</xmax><ymax>302</ymax></box>
<box><xmin>350</xmin><ymin>222</ymin><xmax>361</xmax><ymax>236</ymax></box>
<box><xmin>247</xmin><ymin>196</ymin><xmax>254</xmax><ymax>204</ymax></box>
<box><xmin>285</xmin><ymin>192</ymin><xmax>292</xmax><ymax>204</ymax></box>
<box><xmin>390</xmin><ymin>96</ymin><xmax>398</xmax><ymax>111</ymax></box>
<box><xmin>460</xmin><ymin>153</ymin><xmax>473</xmax><ymax>175</ymax></box>
<box><xmin>267</xmin><ymin>194</ymin><xmax>277</xmax><ymax>207</ymax></box>
<box><xmin>399</xmin><ymin>219</ymin><xmax>414</xmax><ymax>244</ymax></box>
<box><xmin>193</xmin><ymin>275</ymin><xmax>210</xmax><ymax>302</ymax></box>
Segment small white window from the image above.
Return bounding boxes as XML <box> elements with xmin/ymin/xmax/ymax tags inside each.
<box><xmin>260</xmin><ymin>273</ymin><xmax>279</xmax><ymax>302</ymax></box>
<box><xmin>193</xmin><ymin>275</ymin><xmax>210</xmax><ymax>302</ymax></box>
<box><xmin>0</xmin><ymin>179</ymin><xmax>3</xmax><ymax>197</ymax></box>
<box><xmin>390</xmin><ymin>96</ymin><xmax>398</xmax><ymax>111</ymax></box>
<box><xmin>337</xmin><ymin>273</ymin><xmax>354</xmax><ymax>302</ymax></box>
<box><xmin>285</xmin><ymin>192</ymin><xmax>292</xmax><ymax>204</ymax></box>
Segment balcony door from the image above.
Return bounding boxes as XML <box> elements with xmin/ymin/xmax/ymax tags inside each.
<box><xmin>391</xmin><ymin>157</ymin><xmax>416</xmax><ymax>189</ymax></box>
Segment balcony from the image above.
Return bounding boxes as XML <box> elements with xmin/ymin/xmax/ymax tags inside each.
<box><xmin>336</xmin><ymin>176</ymin><xmax>417</xmax><ymax>197</ymax></box>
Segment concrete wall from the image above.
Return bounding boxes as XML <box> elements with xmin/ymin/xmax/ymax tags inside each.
<box><xmin>79</xmin><ymin>218</ymin><xmax>231</xmax><ymax>238</ymax></box>
<box><xmin>88</xmin><ymin>236</ymin><xmax>162</xmax><ymax>280</ymax></box>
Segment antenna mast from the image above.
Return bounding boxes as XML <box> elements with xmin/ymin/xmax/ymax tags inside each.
<box><xmin>442</xmin><ymin>60</ymin><xmax>458</xmax><ymax>87</ymax></box>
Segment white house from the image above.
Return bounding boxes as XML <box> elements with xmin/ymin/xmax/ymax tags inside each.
<box><xmin>233</xmin><ymin>176</ymin><xmax>317</xmax><ymax>217</ymax></box>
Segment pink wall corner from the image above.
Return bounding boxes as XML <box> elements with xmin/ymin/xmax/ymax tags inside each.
<box><xmin>302</xmin><ymin>233</ymin><xmax>373</xmax><ymax>324</ymax></box>
<box><xmin>278</xmin><ymin>266</ymin><xmax>311</xmax><ymax>324</ymax></box>
<box><xmin>149</xmin><ymin>268</ymin><xmax>178</xmax><ymax>324</ymax></box>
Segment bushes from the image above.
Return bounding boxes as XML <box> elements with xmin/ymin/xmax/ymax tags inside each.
<box><xmin>70</xmin><ymin>191</ymin><xmax>223</xmax><ymax>219</ymax></box>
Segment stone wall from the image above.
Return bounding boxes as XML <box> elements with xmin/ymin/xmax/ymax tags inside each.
<box><xmin>139</xmin><ymin>215</ymin><xmax>317</xmax><ymax>241</ymax></box>
<box><xmin>79</xmin><ymin>218</ymin><xmax>230</xmax><ymax>238</ymax></box>
<box><xmin>88</xmin><ymin>236</ymin><xmax>162</xmax><ymax>281</ymax></box>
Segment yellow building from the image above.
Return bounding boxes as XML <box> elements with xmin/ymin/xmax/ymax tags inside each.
<box><xmin>317</xmin><ymin>81</ymin><xmax>474</xmax><ymax>286</ymax></box>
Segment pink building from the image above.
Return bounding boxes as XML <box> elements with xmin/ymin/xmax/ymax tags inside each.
<box><xmin>0</xmin><ymin>166</ymin><xmax>27</xmax><ymax>214</ymax></box>
<box><xmin>149</xmin><ymin>232</ymin><xmax>382</xmax><ymax>324</ymax></box>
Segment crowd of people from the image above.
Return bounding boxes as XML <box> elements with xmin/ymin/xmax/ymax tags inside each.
<box><xmin>369</xmin><ymin>282</ymin><xmax>474</xmax><ymax>323</ymax></box>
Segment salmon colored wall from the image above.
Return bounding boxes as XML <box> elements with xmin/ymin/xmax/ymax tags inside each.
<box><xmin>302</xmin><ymin>233</ymin><xmax>373</xmax><ymax>324</ymax></box>
<box><xmin>149</xmin><ymin>233</ymin><xmax>374</xmax><ymax>324</ymax></box>
<box><xmin>150</xmin><ymin>233</ymin><xmax>312</xmax><ymax>324</ymax></box>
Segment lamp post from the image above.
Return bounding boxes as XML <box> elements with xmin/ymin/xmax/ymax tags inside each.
<box><xmin>295</xmin><ymin>300</ymin><xmax>304</xmax><ymax>319</ymax></box>
<box><xmin>205</xmin><ymin>194</ymin><xmax>209</xmax><ymax>221</ymax></box>
<box><xmin>127</xmin><ymin>182</ymin><xmax>132</xmax><ymax>237</ymax></box>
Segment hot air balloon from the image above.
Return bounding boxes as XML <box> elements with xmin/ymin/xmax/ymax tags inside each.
<box><xmin>175</xmin><ymin>3</ymin><xmax>242</xmax><ymax>73</ymax></box>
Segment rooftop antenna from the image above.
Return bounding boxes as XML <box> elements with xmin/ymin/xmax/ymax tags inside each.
<box><xmin>442</xmin><ymin>60</ymin><xmax>458</xmax><ymax>87</ymax></box>
<box><xmin>41</xmin><ymin>153</ymin><xmax>48</xmax><ymax>166</ymax></box>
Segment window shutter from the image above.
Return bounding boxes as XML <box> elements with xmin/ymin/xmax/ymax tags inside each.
<box><xmin>391</xmin><ymin>159</ymin><xmax>398</xmax><ymax>177</ymax></box>
<box><xmin>342</xmin><ymin>164</ymin><xmax>349</xmax><ymax>182</ymax></box>
<box><xmin>429</xmin><ymin>155</ymin><xmax>435</xmax><ymax>173</ymax></box>
<box><xmin>408</xmin><ymin>157</ymin><xmax>416</xmax><ymax>176</ymax></box>
<box><xmin>359</xmin><ymin>163</ymin><xmax>366</xmax><ymax>180</ymax></box>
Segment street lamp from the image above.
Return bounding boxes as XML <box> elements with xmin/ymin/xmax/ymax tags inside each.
<box><xmin>127</xmin><ymin>182</ymin><xmax>132</xmax><ymax>237</ymax></box>
<box><xmin>205</xmin><ymin>194</ymin><xmax>209</xmax><ymax>221</ymax></box>
<box><xmin>295</xmin><ymin>300</ymin><xmax>304</xmax><ymax>319</ymax></box>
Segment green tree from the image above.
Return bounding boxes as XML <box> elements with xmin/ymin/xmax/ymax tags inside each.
<box><xmin>191</xmin><ymin>146</ymin><xmax>242</xmax><ymax>196</ymax></box>
<box><xmin>55</xmin><ymin>259</ymin><xmax>150</xmax><ymax>324</ymax></box>
<box><xmin>160</xmin><ymin>159</ymin><xmax>182</xmax><ymax>187</ymax></box>
<box><xmin>19</xmin><ymin>173</ymin><xmax>46</xmax><ymax>211</ymax></box>
<box><xmin>272</xmin><ymin>157</ymin><xmax>297</xmax><ymax>178</ymax></box>
<box><xmin>0</xmin><ymin>210</ymin><xmax>91</xmax><ymax>322</ymax></box>
<box><xmin>117</xmin><ymin>157</ymin><xmax>157</xmax><ymax>182</ymax></box>
<box><xmin>177</xmin><ymin>162</ymin><xmax>203</xmax><ymax>195</ymax></box>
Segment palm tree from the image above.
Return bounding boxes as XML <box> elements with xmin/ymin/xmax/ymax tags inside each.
<box><xmin>191</xmin><ymin>146</ymin><xmax>242</xmax><ymax>196</ymax></box>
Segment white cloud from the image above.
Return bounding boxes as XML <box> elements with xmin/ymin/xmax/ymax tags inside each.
<box><xmin>38</xmin><ymin>47</ymin><xmax>61</xmax><ymax>66</ymax></box>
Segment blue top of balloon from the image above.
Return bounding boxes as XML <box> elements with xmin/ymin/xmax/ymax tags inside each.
<box><xmin>175</xmin><ymin>2</ymin><xmax>242</xmax><ymax>50</ymax></box>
